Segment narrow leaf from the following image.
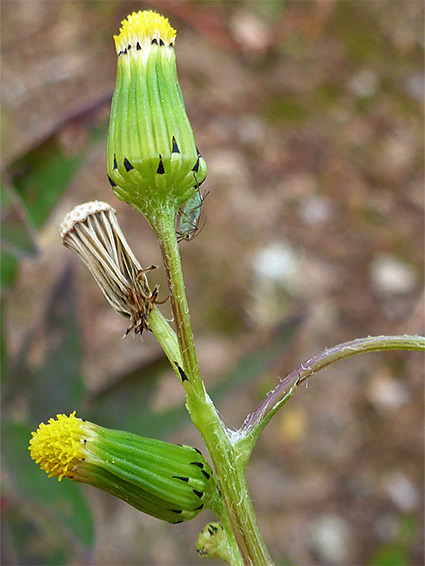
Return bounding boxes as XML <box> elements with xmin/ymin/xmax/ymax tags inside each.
<box><xmin>0</xmin><ymin>182</ymin><xmax>39</xmax><ymax>259</ymax></box>
<box><xmin>8</xmin><ymin>141</ymin><xmax>84</xmax><ymax>229</ymax></box>
<box><xmin>29</xmin><ymin>265</ymin><xmax>86</xmax><ymax>422</ymax></box>
<box><xmin>6</xmin><ymin>97</ymin><xmax>109</xmax><ymax>230</ymax></box>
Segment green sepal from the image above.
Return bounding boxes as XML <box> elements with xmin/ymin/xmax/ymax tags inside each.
<box><xmin>78</xmin><ymin>427</ymin><xmax>218</xmax><ymax>523</ymax></box>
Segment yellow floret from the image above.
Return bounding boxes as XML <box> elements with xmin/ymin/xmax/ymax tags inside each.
<box><xmin>29</xmin><ymin>412</ymin><xmax>85</xmax><ymax>481</ymax></box>
<box><xmin>114</xmin><ymin>10</ymin><xmax>176</xmax><ymax>54</ymax></box>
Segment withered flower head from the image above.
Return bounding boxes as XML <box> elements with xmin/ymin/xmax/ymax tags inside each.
<box><xmin>60</xmin><ymin>201</ymin><xmax>159</xmax><ymax>336</ymax></box>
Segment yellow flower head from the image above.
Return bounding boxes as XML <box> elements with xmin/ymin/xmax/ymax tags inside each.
<box><xmin>107</xmin><ymin>10</ymin><xmax>207</xmax><ymax>221</ymax></box>
<box><xmin>29</xmin><ymin>412</ymin><xmax>218</xmax><ymax>523</ymax></box>
<box><xmin>29</xmin><ymin>412</ymin><xmax>91</xmax><ymax>481</ymax></box>
<box><xmin>114</xmin><ymin>10</ymin><xmax>176</xmax><ymax>54</ymax></box>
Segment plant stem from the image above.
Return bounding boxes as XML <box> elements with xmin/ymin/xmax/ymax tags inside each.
<box><xmin>148</xmin><ymin>206</ymin><xmax>273</xmax><ymax>566</ymax></box>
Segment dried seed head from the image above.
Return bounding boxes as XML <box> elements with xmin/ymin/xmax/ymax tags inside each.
<box><xmin>60</xmin><ymin>201</ymin><xmax>158</xmax><ymax>336</ymax></box>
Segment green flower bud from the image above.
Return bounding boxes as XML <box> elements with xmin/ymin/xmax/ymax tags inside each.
<box><xmin>107</xmin><ymin>10</ymin><xmax>207</xmax><ymax>217</ymax></box>
<box><xmin>29</xmin><ymin>412</ymin><xmax>218</xmax><ymax>524</ymax></box>
<box><xmin>197</xmin><ymin>522</ymin><xmax>232</xmax><ymax>562</ymax></box>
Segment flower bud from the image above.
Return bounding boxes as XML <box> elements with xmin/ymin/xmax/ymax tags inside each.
<box><xmin>197</xmin><ymin>522</ymin><xmax>232</xmax><ymax>562</ymax></box>
<box><xmin>60</xmin><ymin>201</ymin><xmax>159</xmax><ymax>337</ymax></box>
<box><xmin>107</xmin><ymin>10</ymin><xmax>207</xmax><ymax>216</ymax></box>
<box><xmin>29</xmin><ymin>412</ymin><xmax>218</xmax><ymax>524</ymax></box>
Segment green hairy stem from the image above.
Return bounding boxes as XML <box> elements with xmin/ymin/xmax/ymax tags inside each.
<box><xmin>148</xmin><ymin>206</ymin><xmax>273</xmax><ymax>565</ymax></box>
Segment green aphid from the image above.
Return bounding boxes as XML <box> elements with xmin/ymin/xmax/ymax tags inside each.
<box><xmin>177</xmin><ymin>189</ymin><xmax>208</xmax><ymax>242</ymax></box>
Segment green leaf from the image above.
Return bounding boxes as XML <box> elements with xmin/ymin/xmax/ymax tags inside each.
<box><xmin>2</xmin><ymin>419</ymin><xmax>95</xmax><ymax>550</ymax></box>
<box><xmin>5</xmin><ymin>100</ymin><xmax>108</xmax><ymax>231</ymax></box>
<box><xmin>29</xmin><ymin>266</ymin><xmax>86</xmax><ymax>422</ymax></box>
<box><xmin>0</xmin><ymin>250</ymin><xmax>19</xmax><ymax>292</ymax></box>
<box><xmin>368</xmin><ymin>514</ymin><xmax>418</xmax><ymax>566</ymax></box>
<box><xmin>8</xmin><ymin>141</ymin><xmax>84</xmax><ymax>229</ymax></box>
<box><xmin>369</xmin><ymin>545</ymin><xmax>409</xmax><ymax>566</ymax></box>
<box><xmin>0</xmin><ymin>182</ymin><xmax>39</xmax><ymax>259</ymax></box>
<box><xmin>2</xmin><ymin>505</ymin><xmax>68</xmax><ymax>566</ymax></box>
<box><xmin>0</xmin><ymin>299</ymin><xmax>9</xmax><ymax>387</ymax></box>
<box><xmin>2</xmin><ymin>267</ymin><xmax>85</xmax><ymax>416</ymax></box>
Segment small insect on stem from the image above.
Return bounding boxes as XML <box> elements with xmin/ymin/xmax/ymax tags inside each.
<box><xmin>177</xmin><ymin>187</ymin><xmax>209</xmax><ymax>243</ymax></box>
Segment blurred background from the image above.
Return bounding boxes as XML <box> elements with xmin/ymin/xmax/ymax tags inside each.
<box><xmin>1</xmin><ymin>1</ymin><xmax>424</xmax><ymax>565</ymax></box>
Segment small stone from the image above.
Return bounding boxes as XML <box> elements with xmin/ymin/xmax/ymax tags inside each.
<box><xmin>252</xmin><ymin>242</ymin><xmax>300</xmax><ymax>285</ymax></box>
<box><xmin>384</xmin><ymin>471</ymin><xmax>419</xmax><ymax>511</ymax></box>
<box><xmin>231</xmin><ymin>11</ymin><xmax>270</xmax><ymax>53</ymax></box>
<box><xmin>300</xmin><ymin>194</ymin><xmax>332</xmax><ymax>226</ymax></box>
<box><xmin>406</xmin><ymin>73</ymin><xmax>424</xmax><ymax>102</ymax></box>
<box><xmin>370</xmin><ymin>254</ymin><xmax>417</xmax><ymax>295</ymax></box>
<box><xmin>349</xmin><ymin>69</ymin><xmax>379</xmax><ymax>97</ymax></box>
<box><xmin>367</xmin><ymin>369</ymin><xmax>409</xmax><ymax>412</ymax></box>
<box><xmin>308</xmin><ymin>514</ymin><xmax>351</xmax><ymax>564</ymax></box>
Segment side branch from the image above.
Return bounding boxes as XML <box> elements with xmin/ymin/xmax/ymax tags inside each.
<box><xmin>240</xmin><ymin>335</ymin><xmax>425</xmax><ymax>438</ymax></box>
